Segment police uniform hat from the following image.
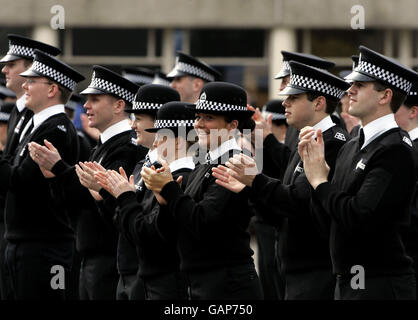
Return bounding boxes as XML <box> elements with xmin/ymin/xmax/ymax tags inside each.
<box><xmin>65</xmin><ymin>93</ymin><xmax>85</xmax><ymax>111</ymax></box>
<box><xmin>345</xmin><ymin>46</ymin><xmax>418</xmax><ymax>95</ymax></box>
<box><xmin>191</xmin><ymin>81</ymin><xmax>254</xmax><ymax>117</ymax></box>
<box><xmin>404</xmin><ymin>80</ymin><xmax>418</xmax><ymax>107</ymax></box>
<box><xmin>145</xmin><ymin>101</ymin><xmax>195</xmax><ymax>134</ymax></box>
<box><xmin>122</xmin><ymin>67</ymin><xmax>155</xmax><ymax>87</ymax></box>
<box><xmin>280</xmin><ymin>61</ymin><xmax>350</xmax><ymax>100</ymax></box>
<box><xmin>0</xmin><ymin>78</ymin><xmax>16</xmax><ymax>100</ymax></box>
<box><xmin>167</xmin><ymin>52</ymin><xmax>221</xmax><ymax>82</ymax></box>
<box><xmin>0</xmin><ymin>101</ymin><xmax>14</xmax><ymax>123</ymax></box>
<box><xmin>339</xmin><ymin>56</ymin><xmax>360</xmax><ymax>80</ymax></box>
<box><xmin>125</xmin><ymin>84</ymin><xmax>180</xmax><ymax>115</ymax></box>
<box><xmin>81</xmin><ymin>65</ymin><xmax>139</xmax><ymax>106</ymax></box>
<box><xmin>0</xmin><ymin>34</ymin><xmax>61</xmax><ymax>63</ymax></box>
<box><xmin>262</xmin><ymin>100</ymin><xmax>286</xmax><ymax>122</ymax></box>
<box><xmin>152</xmin><ymin>71</ymin><xmax>171</xmax><ymax>86</ymax></box>
<box><xmin>20</xmin><ymin>49</ymin><xmax>85</xmax><ymax>92</ymax></box>
<box><xmin>274</xmin><ymin>51</ymin><xmax>335</xmax><ymax>79</ymax></box>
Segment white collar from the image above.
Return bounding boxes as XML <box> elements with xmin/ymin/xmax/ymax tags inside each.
<box><xmin>169</xmin><ymin>156</ymin><xmax>195</xmax><ymax>173</ymax></box>
<box><xmin>313</xmin><ymin>115</ymin><xmax>335</xmax><ymax>135</ymax></box>
<box><xmin>362</xmin><ymin>114</ymin><xmax>398</xmax><ymax>149</ymax></box>
<box><xmin>148</xmin><ymin>148</ymin><xmax>159</xmax><ymax>163</ymax></box>
<box><xmin>16</xmin><ymin>94</ymin><xmax>26</xmax><ymax>112</ymax></box>
<box><xmin>33</xmin><ymin>104</ymin><xmax>65</xmax><ymax>130</ymax></box>
<box><xmin>409</xmin><ymin>127</ymin><xmax>418</xmax><ymax>141</ymax></box>
<box><xmin>208</xmin><ymin>138</ymin><xmax>241</xmax><ymax>161</ymax></box>
<box><xmin>100</xmin><ymin>119</ymin><xmax>131</xmax><ymax>144</ymax></box>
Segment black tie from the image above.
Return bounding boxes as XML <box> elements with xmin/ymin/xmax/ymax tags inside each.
<box><xmin>358</xmin><ymin>128</ymin><xmax>365</xmax><ymax>149</ymax></box>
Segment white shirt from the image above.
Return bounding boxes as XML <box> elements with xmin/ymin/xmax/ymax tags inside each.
<box><xmin>361</xmin><ymin>113</ymin><xmax>398</xmax><ymax>150</ymax></box>
<box><xmin>148</xmin><ymin>148</ymin><xmax>159</xmax><ymax>164</ymax></box>
<box><xmin>169</xmin><ymin>156</ymin><xmax>195</xmax><ymax>172</ymax></box>
<box><xmin>409</xmin><ymin>127</ymin><xmax>418</xmax><ymax>141</ymax></box>
<box><xmin>100</xmin><ymin>119</ymin><xmax>132</xmax><ymax>144</ymax></box>
<box><xmin>313</xmin><ymin>115</ymin><xmax>336</xmax><ymax>137</ymax></box>
<box><xmin>19</xmin><ymin>104</ymin><xmax>65</xmax><ymax>142</ymax></box>
<box><xmin>208</xmin><ymin>138</ymin><xmax>241</xmax><ymax>162</ymax></box>
<box><xmin>16</xmin><ymin>94</ymin><xmax>26</xmax><ymax>112</ymax></box>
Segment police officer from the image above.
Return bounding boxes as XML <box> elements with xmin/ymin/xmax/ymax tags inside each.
<box><xmin>300</xmin><ymin>46</ymin><xmax>418</xmax><ymax>299</ymax></box>
<box><xmin>29</xmin><ymin>65</ymin><xmax>145</xmax><ymax>300</ymax></box>
<box><xmin>0</xmin><ymin>49</ymin><xmax>84</xmax><ymax>299</ymax></box>
<box><xmin>167</xmin><ymin>51</ymin><xmax>221</xmax><ymax>103</ymax></box>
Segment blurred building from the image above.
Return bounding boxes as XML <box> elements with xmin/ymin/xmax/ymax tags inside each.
<box><xmin>0</xmin><ymin>0</ymin><xmax>418</xmax><ymax>107</ymax></box>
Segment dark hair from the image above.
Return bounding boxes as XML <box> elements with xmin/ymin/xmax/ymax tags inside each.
<box><xmin>373</xmin><ymin>81</ymin><xmax>406</xmax><ymax>113</ymax></box>
<box><xmin>272</xmin><ymin>119</ymin><xmax>288</xmax><ymax>127</ymax></box>
<box><xmin>224</xmin><ymin>114</ymin><xmax>256</xmax><ymax>133</ymax></box>
<box><xmin>306</xmin><ymin>91</ymin><xmax>339</xmax><ymax>114</ymax></box>
<box><xmin>57</xmin><ymin>85</ymin><xmax>72</xmax><ymax>104</ymax></box>
<box><xmin>404</xmin><ymin>101</ymin><xmax>418</xmax><ymax>109</ymax></box>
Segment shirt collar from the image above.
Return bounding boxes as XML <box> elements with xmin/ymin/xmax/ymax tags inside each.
<box><xmin>100</xmin><ymin>119</ymin><xmax>132</xmax><ymax>144</ymax></box>
<box><xmin>148</xmin><ymin>148</ymin><xmax>159</xmax><ymax>164</ymax></box>
<box><xmin>362</xmin><ymin>113</ymin><xmax>398</xmax><ymax>149</ymax></box>
<box><xmin>208</xmin><ymin>138</ymin><xmax>241</xmax><ymax>162</ymax></box>
<box><xmin>16</xmin><ymin>94</ymin><xmax>26</xmax><ymax>112</ymax></box>
<box><xmin>409</xmin><ymin>127</ymin><xmax>418</xmax><ymax>141</ymax></box>
<box><xmin>33</xmin><ymin>104</ymin><xmax>65</xmax><ymax>130</ymax></box>
<box><xmin>169</xmin><ymin>156</ymin><xmax>195</xmax><ymax>173</ymax></box>
<box><xmin>313</xmin><ymin>115</ymin><xmax>335</xmax><ymax>134</ymax></box>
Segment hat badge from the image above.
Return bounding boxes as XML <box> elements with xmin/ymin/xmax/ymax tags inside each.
<box><xmin>200</xmin><ymin>92</ymin><xmax>207</xmax><ymax>102</ymax></box>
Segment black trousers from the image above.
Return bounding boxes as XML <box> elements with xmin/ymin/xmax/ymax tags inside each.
<box><xmin>284</xmin><ymin>268</ymin><xmax>335</xmax><ymax>300</ymax></box>
<box><xmin>253</xmin><ymin>221</ymin><xmax>285</xmax><ymax>300</ymax></box>
<box><xmin>0</xmin><ymin>222</ymin><xmax>13</xmax><ymax>300</ymax></box>
<box><xmin>5</xmin><ymin>240</ymin><xmax>73</xmax><ymax>300</ymax></box>
<box><xmin>79</xmin><ymin>253</ymin><xmax>118</xmax><ymax>300</ymax></box>
<box><xmin>335</xmin><ymin>273</ymin><xmax>416</xmax><ymax>300</ymax></box>
<box><xmin>116</xmin><ymin>273</ymin><xmax>145</xmax><ymax>300</ymax></box>
<box><xmin>186</xmin><ymin>263</ymin><xmax>263</xmax><ymax>300</ymax></box>
<box><xmin>143</xmin><ymin>271</ymin><xmax>188</xmax><ymax>300</ymax></box>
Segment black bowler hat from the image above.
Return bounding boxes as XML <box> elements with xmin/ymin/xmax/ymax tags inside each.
<box><xmin>280</xmin><ymin>61</ymin><xmax>350</xmax><ymax>100</ymax></box>
<box><xmin>20</xmin><ymin>49</ymin><xmax>85</xmax><ymax>92</ymax></box>
<box><xmin>122</xmin><ymin>67</ymin><xmax>155</xmax><ymax>87</ymax></box>
<box><xmin>0</xmin><ymin>101</ymin><xmax>14</xmax><ymax>123</ymax></box>
<box><xmin>145</xmin><ymin>101</ymin><xmax>195</xmax><ymax>134</ymax></box>
<box><xmin>190</xmin><ymin>81</ymin><xmax>254</xmax><ymax>117</ymax></box>
<box><xmin>125</xmin><ymin>84</ymin><xmax>180</xmax><ymax>114</ymax></box>
<box><xmin>152</xmin><ymin>71</ymin><xmax>171</xmax><ymax>86</ymax></box>
<box><xmin>0</xmin><ymin>78</ymin><xmax>16</xmax><ymax>100</ymax></box>
<box><xmin>167</xmin><ymin>52</ymin><xmax>221</xmax><ymax>82</ymax></box>
<box><xmin>274</xmin><ymin>51</ymin><xmax>335</xmax><ymax>79</ymax></box>
<box><xmin>1</xmin><ymin>34</ymin><xmax>61</xmax><ymax>63</ymax></box>
<box><xmin>345</xmin><ymin>46</ymin><xmax>418</xmax><ymax>94</ymax></box>
<box><xmin>81</xmin><ymin>65</ymin><xmax>139</xmax><ymax>106</ymax></box>
<box><xmin>65</xmin><ymin>93</ymin><xmax>85</xmax><ymax>111</ymax></box>
<box><xmin>262</xmin><ymin>100</ymin><xmax>286</xmax><ymax>122</ymax></box>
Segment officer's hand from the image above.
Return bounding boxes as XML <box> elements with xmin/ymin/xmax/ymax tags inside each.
<box><xmin>141</xmin><ymin>160</ymin><xmax>173</xmax><ymax>193</ymax></box>
<box><xmin>224</xmin><ymin>153</ymin><xmax>259</xmax><ymax>187</ymax></box>
<box><xmin>248</xmin><ymin>105</ymin><xmax>272</xmax><ymax>141</ymax></box>
<box><xmin>212</xmin><ymin>165</ymin><xmax>246</xmax><ymax>193</ymax></box>
<box><xmin>28</xmin><ymin>139</ymin><xmax>61</xmax><ymax>170</ymax></box>
<box><xmin>75</xmin><ymin>161</ymin><xmax>102</xmax><ymax>192</ymax></box>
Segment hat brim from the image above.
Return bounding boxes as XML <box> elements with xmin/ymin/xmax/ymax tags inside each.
<box><xmin>19</xmin><ymin>69</ymin><xmax>42</xmax><ymax>78</ymax></box>
<box><xmin>0</xmin><ymin>54</ymin><xmax>27</xmax><ymax>63</ymax></box>
<box><xmin>145</xmin><ymin>125</ymin><xmax>194</xmax><ymax>133</ymax></box>
<box><xmin>274</xmin><ymin>70</ymin><xmax>290</xmax><ymax>80</ymax></box>
<box><xmin>278</xmin><ymin>86</ymin><xmax>307</xmax><ymax>96</ymax></box>
<box><xmin>80</xmin><ymin>87</ymin><xmax>107</xmax><ymax>95</ymax></box>
<box><xmin>166</xmin><ymin>68</ymin><xmax>189</xmax><ymax>80</ymax></box>
<box><xmin>344</xmin><ymin>71</ymin><xmax>375</xmax><ymax>82</ymax></box>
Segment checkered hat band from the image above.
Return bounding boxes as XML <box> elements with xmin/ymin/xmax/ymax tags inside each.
<box><xmin>409</xmin><ymin>91</ymin><xmax>418</xmax><ymax>96</ymax></box>
<box><xmin>196</xmin><ymin>99</ymin><xmax>247</xmax><ymax>112</ymax></box>
<box><xmin>31</xmin><ymin>61</ymin><xmax>77</xmax><ymax>91</ymax></box>
<box><xmin>154</xmin><ymin>119</ymin><xmax>195</xmax><ymax>129</ymax></box>
<box><xmin>126</xmin><ymin>74</ymin><xmax>154</xmax><ymax>84</ymax></box>
<box><xmin>280</xmin><ymin>61</ymin><xmax>291</xmax><ymax>74</ymax></box>
<box><xmin>177</xmin><ymin>62</ymin><xmax>215</xmax><ymax>82</ymax></box>
<box><xmin>291</xmin><ymin>74</ymin><xmax>346</xmax><ymax>99</ymax></box>
<box><xmin>132</xmin><ymin>101</ymin><xmax>162</xmax><ymax>111</ymax></box>
<box><xmin>356</xmin><ymin>60</ymin><xmax>412</xmax><ymax>93</ymax></box>
<box><xmin>0</xmin><ymin>112</ymin><xmax>10</xmax><ymax>121</ymax></box>
<box><xmin>90</xmin><ymin>76</ymin><xmax>135</xmax><ymax>103</ymax></box>
<box><xmin>8</xmin><ymin>44</ymin><xmax>34</xmax><ymax>58</ymax></box>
